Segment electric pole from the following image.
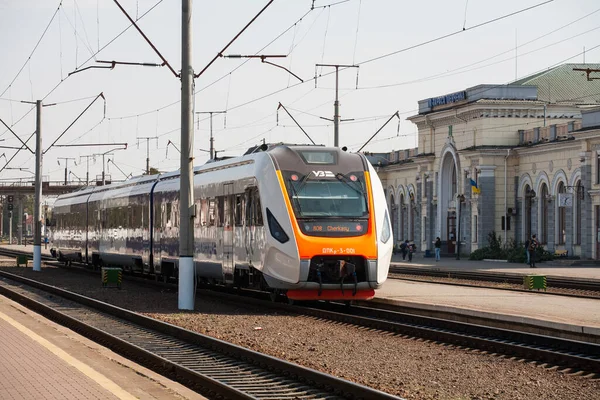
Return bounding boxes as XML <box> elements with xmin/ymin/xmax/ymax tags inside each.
<box><xmin>57</xmin><ymin>157</ymin><xmax>75</xmax><ymax>185</ymax></box>
<box><xmin>179</xmin><ymin>0</ymin><xmax>195</xmax><ymax>310</ymax></box>
<box><xmin>315</xmin><ymin>63</ymin><xmax>359</xmax><ymax>147</ymax></box>
<box><xmin>79</xmin><ymin>154</ymin><xmax>96</xmax><ymax>186</ymax></box>
<box><xmin>137</xmin><ymin>136</ymin><xmax>158</xmax><ymax>174</ymax></box>
<box><xmin>33</xmin><ymin>100</ymin><xmax>42</xmax><ymax>271</ymax></box>
<box><xmin>196</xmin><ymin>111</ymin><xmax>226</xmax><ymax>160</ymax></box>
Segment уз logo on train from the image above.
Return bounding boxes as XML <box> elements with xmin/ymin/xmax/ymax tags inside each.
<box><xmin>312</xmin><ymin>170</ymin><xmax>335</xmax><ymax>178</ymax></box>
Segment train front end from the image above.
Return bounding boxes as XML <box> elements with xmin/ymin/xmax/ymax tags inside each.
<box><xmin>271</xmin><ymin>146</ymin><xmax>393</xmax><ymax>301</ymax></box>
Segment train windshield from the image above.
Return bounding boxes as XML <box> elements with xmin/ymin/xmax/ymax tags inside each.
<box><xmin>284</xmin><ymin>171</ymin><xmax>368</xmax><ymax>219</ymax></box>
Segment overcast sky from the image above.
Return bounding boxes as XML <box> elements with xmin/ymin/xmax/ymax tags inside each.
<box><xmin>0</xmin><ymin>0</ymin><xmax>598</xmax><ymax>183</ymax></box>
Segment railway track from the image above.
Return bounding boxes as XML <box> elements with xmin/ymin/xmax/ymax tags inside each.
<box><xmin>0</xmin><ymin>270</ymin><xmax>400</xmax><ymax>400</ymax></box>
<box><xmin>388</xmin><ymin>265</ymin><xmax>600</xmax><ymax>297</ymax></box>
<box><xmin>3</xmin><ymin>248</ymin><xmax>600</xmax><ymax>378</ymax></box>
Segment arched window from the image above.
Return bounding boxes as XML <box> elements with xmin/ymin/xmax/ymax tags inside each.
<box><xmin>576</xmin><ymin>180</ymin><xmax>582</xmax><ymax>245</ymax></box>
<box><xmin>540</xmin><ymin>183</ymin><xmax>548</xmax><ymax>244</ymax></box>
<box><xmin>409</xmin><ymin>193</ymin><xmax>415</xmax><ymax>241</ymax></box>
<box><xmin>390</xmin><ymin>193</ymin><xmax>397</xmax><ymax>242</ymax></box>
<box><xmin>524</xmin><ymin>184</ymin><xmax>532</xmax><ymax>240</ymax></box>
<box><xmin>399</xmin><ymin>194</ymin><xmax>405</xmax><ymax>241</ymax></box>
<box><xmin>557</xmin><ymin>182</ymin><xmax>566</xmax><ymax>245</ymax></box>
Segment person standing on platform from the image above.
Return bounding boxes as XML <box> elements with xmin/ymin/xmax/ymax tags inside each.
<box><xmin>528</xmin><ymin>234</ymin><xmax>539</xmax><ymax>268</ymax></box>
<box><xmin>401</xmin><ymin>239</ymin><xmax>409</xmax><ymax>261</ymax></box>
<box><xmin>434</xmin><ymin>237</ymin><xmax>441</xmax><ymax>262</ymax></box>
<box><xmin>408</xmin><ymin>242</ymin><xmax>416</xmax><ymax>262</ymax></box>
<box><xmin>524</xmin><ymin>238</ymin><xmax>530</xmax><ymax>265</ymax></box>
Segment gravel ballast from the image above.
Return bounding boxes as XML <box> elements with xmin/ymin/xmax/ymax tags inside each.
<box><xmin>1</xmin><ymin>264</ymin><xmax>599</xmax><ymax>400</ymax></box>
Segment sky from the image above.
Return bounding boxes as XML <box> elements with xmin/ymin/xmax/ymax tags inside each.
<box><xmin>0</xmin><ymin>0</ymin><xmax>599</xmax><ymax>184</ymax></box>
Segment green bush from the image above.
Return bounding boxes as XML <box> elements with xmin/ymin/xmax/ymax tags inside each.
<box><xmin>469</xmin><ymin>231</ymin><xmax>554</xmax><ymax>263</ymax></box>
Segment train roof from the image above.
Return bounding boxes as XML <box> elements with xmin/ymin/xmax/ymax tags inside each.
<box><xmin>55</xmin><ymin>144</ymin><xmax>362</xmax><ymax>204</ymax></box>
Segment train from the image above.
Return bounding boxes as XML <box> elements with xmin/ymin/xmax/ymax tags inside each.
<box><xmin>50</xmin><ymin>144</ymin><xmax>393</xmax><ymax>301</ymax></box>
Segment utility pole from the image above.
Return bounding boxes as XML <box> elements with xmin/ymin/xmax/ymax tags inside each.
<box><xmin>18</xmin><ymin>197</ymin><xmax>23</xmax><ymax>246</ymax></box>
<box><xmin>57</xmin><ymin>157</ymin><xmax>75</xmax><ymax>184</ymax></box>
<box><xmin>196</xmin><ymin>111</ymin><xmax>225</xmax><ymax>160</ymax></box>
<box><xmin>137</xmin><ymin>136</ymin><xmax>158</xmax><ymax>174</ymax></box>
<box><xmin>33</xmin><ymin>100</ymin><xmax>42</xmax><ymax>271</ymax></box>
<box><xmin>9</xmin><ymin>210</ymin><xmax>12</xmax><ymax>245</ymax></box>
<box><xmin>179</xmin><ymin>0</ymin><xmax>195</xmax><ymax>310</ymax></box>
<box><xmin>315</xmin><ymin>63</ymin><xmax>359</xmax><ymax>147</ymax></box>
<box><xmin>79</xmin><ymin>154</ymin><xmax>96</xmax><ymax>186</ymax></box>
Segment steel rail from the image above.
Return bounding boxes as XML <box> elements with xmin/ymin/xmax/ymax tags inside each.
<box><xmin>0</xmin><ymin>270</ymin><xmax>401</xmax><ymax>400</ymax></box>
<box><xmin>2</xmin><ymin>248</ymin><xmax>600</xmax><ymax>375</ymax></box>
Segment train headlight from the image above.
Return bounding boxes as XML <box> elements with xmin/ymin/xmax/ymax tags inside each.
<box><xmin>381</xmin><ymin>211</ymin><xmax>391</xmax><ymax>243</ymax></box>
<box><xmin>267</xmin><ymin>208</ymin><xmax>290</xmax><ymax>243</ymax></box>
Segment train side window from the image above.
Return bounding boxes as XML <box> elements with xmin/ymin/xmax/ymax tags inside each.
<box><xmin>166</xmin><ymin>202</ymin><xmax>172</xmax><ymax>227</ymax></box>
<box><xmin>245</xmin><ymin>187</ymin><xmax>263</xmax><ymax>226</ymax></box>
<box><xmin>217</xmin><ymin>196</ymin><xmax>224</xmax><ymax>227</ymax></box>
<box><xmin>254</xmin><ymin>190</ymin><xmax>263</xmax><ymax>226</ymax></box>
<box><xmin>200</xmin><ymin>199</ymin><xmax>208</xmax><ymax>226</ymax></box>
<box><xmin>208</xmin><ymin>199</ymin><xmax>216</xmax><ymax>226</ymax></box>
<box><xmin>224</xmin><ymin>195</ymin><xmax>233</xmax><ymax>228</ymax></box>
<box><xmin>234</xmin><ymin>195</ymin><xmax>244</xmax><ymax>227</ymax></box>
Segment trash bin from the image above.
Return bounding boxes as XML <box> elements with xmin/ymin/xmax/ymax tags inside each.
<box><xmin>102</xmin><ymin>267</ymin><xmax>122</xmax><ymax>289</ymax></box>
<box><xmin>424</xmin><ymin>249</ymin><xmax>432</xmax><ymax>258</ymax></box>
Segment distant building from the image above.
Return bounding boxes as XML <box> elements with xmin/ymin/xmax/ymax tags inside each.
<box><xmin>375</xmin><ymin>63</ymin><xmax>600</xmax><ymax>259</ymax></box>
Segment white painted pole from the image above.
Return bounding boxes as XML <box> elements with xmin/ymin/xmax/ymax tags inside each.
<box><xmin>33</xmin><ymin>100</ymin><xmax>42</xmax><ymax>271</ymax></box>
<box><xmin>179</xmin><ymin>0</ymin><xmax>195</xmax><ymax>310</ymax></box>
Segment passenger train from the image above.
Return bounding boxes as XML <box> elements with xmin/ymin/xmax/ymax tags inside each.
<box><xmin>50</xmin><ymin>144</ymin><xmax>393</xmax><ymax>301</ymax></box>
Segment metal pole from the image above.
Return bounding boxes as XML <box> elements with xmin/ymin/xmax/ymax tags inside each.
<box><xmin>179</xmin><ymin>0</ymin><xmax>195</xmax><ymax>310</ymax></box>
<box><xmin>86</xmin><ymin>157</ymin><xmax>89</xmax><ymax>186</ymax></box>
<box><xmin>9</xmin><ymin>211</ymin><xmax>12</xmax><ymax>245</ymax></box>
<box><xmin>456</xmin><ymin>198</ymin><xmax>461</xmax><ymax>260</ymax></box>
<box><xmin>18</xmin><ymin>198</ymin><xmax>23</xmax><ymax>246</ymax></box>
<box><xmin>334</xmin><ymin>66</ymin><xmax>339</xmax><ymax>147</ymax></box>
<box><xmin>146</xmin><ymin>138</ymin><xmax>150</xmax><ymax>174</ymax></box>
<box><xmin>33</xmin><ymin>100</ymin><xmax>42</xmax><ymax>271</ymax></box>
<box><xmin>209</xmin><ymin>113</ymin><xmax>214</xmax><ymax>160</ymax></box>
<box><xmin>102</xmin><ymin>154</ymin><xmax>106</xmax><ymax>186</ymax></box>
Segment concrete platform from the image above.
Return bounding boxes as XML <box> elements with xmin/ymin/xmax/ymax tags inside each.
<box><xmin>0</xmin><ymin>295</ymin><xmax>206</xmax><ymax>400</ymax></box>
<box><xmin>390</xmin><ymin>253</ymin><xmax>600</xmax><ymax>280</ymax></box>
<box><xmin>0</xmin><ymin>244</ymin><xmax>53</xmax><ymax>257</ymax></box>
<box><xmin>377</xmin><ymin>257</ymin><xmax>600</xmax><ymax>341</ymax></box>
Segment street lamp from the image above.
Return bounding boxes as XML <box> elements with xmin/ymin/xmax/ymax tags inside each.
<box><xmin>456</xmin><ymin>194</ymin><xmax>466</xmax><ymax>260</ymax></box>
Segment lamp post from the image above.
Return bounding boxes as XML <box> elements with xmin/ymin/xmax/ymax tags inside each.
<box><xmin>456</xmin><ymin>194</ymin><xmax>465</xmax><ymax>260</ymax></box>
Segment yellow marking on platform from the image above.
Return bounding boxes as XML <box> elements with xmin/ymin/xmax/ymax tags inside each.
<box><xmin>0</xmin><ymin>310</ymin><xmax>138</xmax><ymax>400</ymax></box>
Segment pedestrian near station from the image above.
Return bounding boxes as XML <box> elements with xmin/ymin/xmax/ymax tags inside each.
<box><xmin>528</xmin><ymin>234</ymin><xmax>539</xmax><ymax>268</ymax></box>
<box><xmin>434</xmin><ymin>237</ymin><xmax>441</xmax><ymax>261</ymax></box>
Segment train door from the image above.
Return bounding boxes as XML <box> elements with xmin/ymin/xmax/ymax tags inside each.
<box><xmin>152</xmin><ymin>200</ymin><xmax>163</xmax><ymax>273</ymax></box>
<box><xmin>222</xmin><ymin>183</ymin><xmax>234</xmax><ymax>283</ymax></box>
<box><xmin>142</xmin><ymin>200</ymin><xmax>151</xmax><ymax>273</ymax></box>
<box><xmin>244</xmin><ymin>188</ymin><xmax>254</xmax><ymax>263</ymax></box>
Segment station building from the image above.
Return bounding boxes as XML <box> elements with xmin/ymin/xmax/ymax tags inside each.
<box><xmin>371</xmin><ymin>63</ymin><xmax>600</xmax><ymax>259</ymax></box>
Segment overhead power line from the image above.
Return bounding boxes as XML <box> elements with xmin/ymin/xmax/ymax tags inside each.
<box><xmin>357</xmin><ymin>0</ymin><xmax>555</xmax><ymax>66</ymax></box>
<box><xmin>0</xmin><ymin>1</ymin><xmax>62</xmax><ymax>98</ymax></box>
